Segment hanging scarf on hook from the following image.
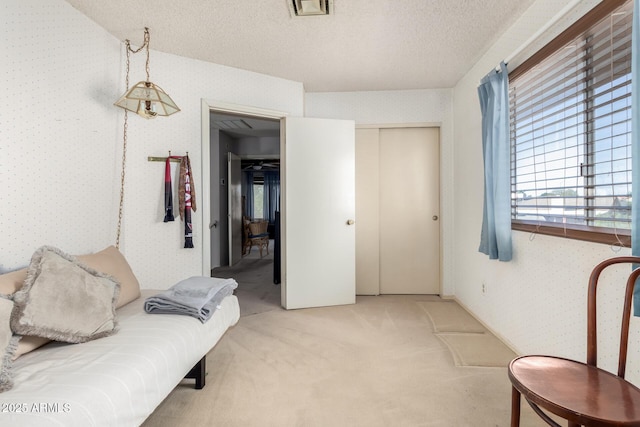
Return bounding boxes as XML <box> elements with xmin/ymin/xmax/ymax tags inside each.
<box><xmin>179</xmin><ymin>155</ymin><xmax>197</xmax><ymax>248</ymax></box>
<box><xmin>162</xmin><ymin>154</ymin><xmax>197</xmax><ymax>247</ymax></box>
<box><xmin>163</xmin><ymin>157</ymin><xmax>176</xmax><ymax>222</ymax></box>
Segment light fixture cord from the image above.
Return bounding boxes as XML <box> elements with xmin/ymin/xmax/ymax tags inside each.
<box><xmin>115</xmin><ymin>28</ymin><xmax>152</xmax><ymax>249</ymax></box>
<box><xmin>144</xmin><ymin>28</ymin><xmax>151</xmax><ymax>81</ymax></box>
<box><xmin>115</xmin><ymin>40</ymin><xmax>132</xmax><ymax>249</ymax></box>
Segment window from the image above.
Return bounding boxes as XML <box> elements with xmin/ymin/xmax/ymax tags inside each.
<box><xmin>509</xmin><ymin>0</ymin><xmax>633</xmax><ymax>245</ymax></box>
<box><xmin>253</xmin><ymin>178</ymin><xmax>264</xmax><ymax>219</ymax></box>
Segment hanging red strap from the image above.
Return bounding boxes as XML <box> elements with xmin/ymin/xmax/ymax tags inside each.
<box><xmin>163</xmin><ymin>157</ymin><xmax>175</xmax><ymax>222</ymax></box>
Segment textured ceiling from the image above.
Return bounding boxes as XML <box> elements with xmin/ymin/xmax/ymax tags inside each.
<box><xmin>64</xmin><ymin>0</ymin><xmax>536</xmax><ymax>92</ymax></box>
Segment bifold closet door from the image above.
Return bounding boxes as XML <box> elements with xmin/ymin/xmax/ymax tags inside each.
<box><xmin>355</xmin><ymin>128</ymin><xmax>381</xmax><ymax>295</ymax></box>
<box><xmin>379</xmin><ymin>128</ymin><xmax>440</xmax><ymax>294</ymax></box>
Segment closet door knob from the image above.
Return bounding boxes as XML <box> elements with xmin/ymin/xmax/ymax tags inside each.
<box><xmin>432</xmin><ymin>215</ymin><xmax>439</xmax><ymax>221</ymax></box>
<box><xmin>346</xmin><ymin>219</ymin><xmax>355</xmax><ymax>225</ymax></box>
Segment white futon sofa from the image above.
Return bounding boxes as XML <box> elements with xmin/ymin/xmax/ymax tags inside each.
<box><xmin>0</xmin><ymin>245</ymin><xmax>240</xmax><ymax>426</ymax></box>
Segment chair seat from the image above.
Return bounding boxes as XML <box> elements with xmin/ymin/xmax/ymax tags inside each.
<box><xmin>509</xmin><ymin>355</ymin><xmax>640</xmax><ymax>425</ymax></box>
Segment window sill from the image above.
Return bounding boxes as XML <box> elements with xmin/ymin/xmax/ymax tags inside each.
<box><xmin>511</xmin><ymin>220</ymin><xmax>631</xmax><ymax>248</ymax></box>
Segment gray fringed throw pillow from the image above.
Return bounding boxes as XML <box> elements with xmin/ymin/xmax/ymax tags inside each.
<box><xmin>0</xmin><ymin>296</ymin><xmax>19</xmax><ymax>392</ymax></box>
<box><xmin>11</xmin><ymin>246</ymin><xmax>120</xmax><ymax>344</ymax></box>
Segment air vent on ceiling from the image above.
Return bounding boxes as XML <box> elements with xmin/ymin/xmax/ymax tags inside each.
<box><xmin>289</xmin><ymin>0</ymin><xmax>332</xmax><ymax>17</ymax></box>
<box><xmin>212</xmin><ymin>119</ymin><xmax>253</xmax><ymax>130</ymax></box>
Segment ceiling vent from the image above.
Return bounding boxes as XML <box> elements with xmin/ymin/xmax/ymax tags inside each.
<box><xmin>212</xmin><ymin>119</ymin><xmax>253</xmax><ymax>130</ymax></box>
<box><xmin>289</xmin><ymin>0</ymin><xmax>332</xmax><ymax>17</ymax></box>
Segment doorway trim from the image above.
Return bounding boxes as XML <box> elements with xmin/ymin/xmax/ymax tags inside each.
<box><xmin>200</xmin><ymin>99</ymin><xmax>288</xmax><ymax>277</ymax></box>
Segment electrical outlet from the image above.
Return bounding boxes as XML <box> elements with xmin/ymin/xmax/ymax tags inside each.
<box><xmin>482</xmin><ymin>282</ymin><xmax>486</xmax><ymax>294</ymax></box>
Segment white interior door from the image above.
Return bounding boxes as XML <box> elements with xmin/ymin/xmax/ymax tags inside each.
<box><xmin>283</xmin><ymin>117</ymin><xmax>356</xmax><ymax>309</ymax></box>
<box><xmin>228</xmin><ymin>152</ymin><xmax>242</xmax><ymax>266</ymax></box>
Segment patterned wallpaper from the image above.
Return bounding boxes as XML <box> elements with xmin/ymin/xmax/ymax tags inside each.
<box><xmin>2</xmin><ymin>0</ymin><xmax>304</xmax><ymax>294</ymax></box>
<box><xmin>2</xmin><ymin>0</ymin><xmax>121</xmax><ymax>270</ymax></box>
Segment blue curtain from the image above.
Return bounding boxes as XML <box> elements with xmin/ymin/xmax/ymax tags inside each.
<box><xmin>478</xmin><ymin>62</ymin><xmax>512</xmax><ymax>261</ymax></box>
<box><xmin>243</xmin><ymin>170</ymin><xmax>254</xmax><ymax>219</ymax></box>
<box><xmin>632</xmin><ymin>0</ymin><xmax>640</xmax><ymax>316</ymax></box>
<box><xmin>263</xmin><ymin>171</ymin><xmax>280</xmax><ymax>224</ymax></box>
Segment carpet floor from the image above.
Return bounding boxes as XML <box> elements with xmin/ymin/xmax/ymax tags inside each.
<box><xmin>142</xmin><ymin>244</ymin><xmax>546</xmax><ymax>426</ymax></box>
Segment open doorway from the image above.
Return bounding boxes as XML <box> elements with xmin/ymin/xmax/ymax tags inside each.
<box><xmin>209</xmin><ymin>110</ymin><xmax>282</xmax><ymax>316</ymax></box>
<box><xmin>201</xmin><ymin>101</ymin><xmax>357</xmax><ymax>311</ymax></box>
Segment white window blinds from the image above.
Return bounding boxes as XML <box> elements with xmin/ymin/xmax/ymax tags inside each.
<box><xmin>510</xmin><ymin>0</ymin><xmax>633</xmax><ymax>236</ymax></box>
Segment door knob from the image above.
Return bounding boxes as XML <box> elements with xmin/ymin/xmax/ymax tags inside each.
<box><xmin>346</xmin><ymin>219</ymin><xmax>355</xmax><ymax>225</ymax></box>
<box><xmin>432</xmin><ymin>215</ymin><xmax>439</xmax><ymax>221</ymax></box>
<box><xmin>210</xmin><ymin>220</ymin><xmax>218</xmax><ymax>229</ymax></box>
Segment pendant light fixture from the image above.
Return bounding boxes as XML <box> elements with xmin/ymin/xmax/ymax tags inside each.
<box><xmin>114</xmin><ymin>27</ymin><xmax>180</xmax><ymax>119</ymax></box>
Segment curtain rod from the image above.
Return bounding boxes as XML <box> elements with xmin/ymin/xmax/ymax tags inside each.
<box><xmin>498</xmin><ymin>0</ymin><xmax>584</xmax><ymax>70</ymax></box>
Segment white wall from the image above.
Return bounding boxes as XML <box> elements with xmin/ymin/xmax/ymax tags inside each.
<box><xmin>305</xmin><ymin>89</ymin><xmax>454</xmax><ymax>296</ymax></box>
<box><xmin>452</xmin><ymin>0</ymin><xmax>640</xmax><ymax>384</ymax></box>
<box><xmin>2</xmin><ymin>0</ymin><xmax>304</xmax><ymax>292</ymax></box>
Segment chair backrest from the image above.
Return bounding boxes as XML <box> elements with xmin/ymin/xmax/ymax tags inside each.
<box><xmin>248</xmin><ymin>220</ymin><xmax>268</xmax><ymax>236</ymax></box>
<box><xmin>243</xmin><ymin>217</ymin><xmax>251</xmax><ymax>239</ymax></box>
<box><xmin>586</xmin><ymin>256</ymin><xmax>640</xmax><ymax>378</ymax></box>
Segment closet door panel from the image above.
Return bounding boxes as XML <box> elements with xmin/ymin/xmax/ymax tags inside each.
<box><xmin>379</xmin><ymin>128</ymin><xmax>440</xmax><ymax>294</ymax></box>
<box><xmin>355</xmin><ymin>128</ymin><xmax>380</xmax><ymax>295</ymax></box>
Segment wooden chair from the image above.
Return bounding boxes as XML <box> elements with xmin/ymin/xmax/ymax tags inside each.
<box><xmin>508</xmin><ymin>256</ymin><xmax>640</xmax><ymax>427</ymax></box>
<box><xmin>243</xmin><ymin>219</ymin><xmax>269</xmax><ymax>258</ymax></box>
<box><xmin>242</xmin><ymin>217</ymin><xmax>252</xmax><ymax>256</ymax></box>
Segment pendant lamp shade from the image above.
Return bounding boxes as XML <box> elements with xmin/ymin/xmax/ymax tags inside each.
<box><xmin>113</xmin><ymin>28</ymin><xmax>179</xmax><ymax>120</ymax></box>
<box><xmin>115</xmin><ymin>80</ymin><xmax>180</xmax><ymax>119</ymax></box>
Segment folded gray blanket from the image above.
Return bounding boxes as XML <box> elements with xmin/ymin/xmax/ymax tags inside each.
<box><xmin>144</xmin><ymin>276</ymin><xmax>238</xmax><ymax>323</ymax></box>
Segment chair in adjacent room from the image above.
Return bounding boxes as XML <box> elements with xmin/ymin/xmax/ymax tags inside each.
<box><xmin>242</xmin><ymin>217</ymin><xmax>252</xmax><ymax>256</ymax></box>
<box><xmin>508</xmin><ymin>256</ymin><xmax>640</xmax><ymax>427</ymax></box>
<box><xmin>243</xmin><ymin>219</ymin><xmax>269</xmax><ymax>258</ymax></box>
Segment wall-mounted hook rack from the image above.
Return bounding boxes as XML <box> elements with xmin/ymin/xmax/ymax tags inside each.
<box><xmin>147</xmin><ymin>151</ymin><xmax>189</xmax><ymax>162</ymax></box>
